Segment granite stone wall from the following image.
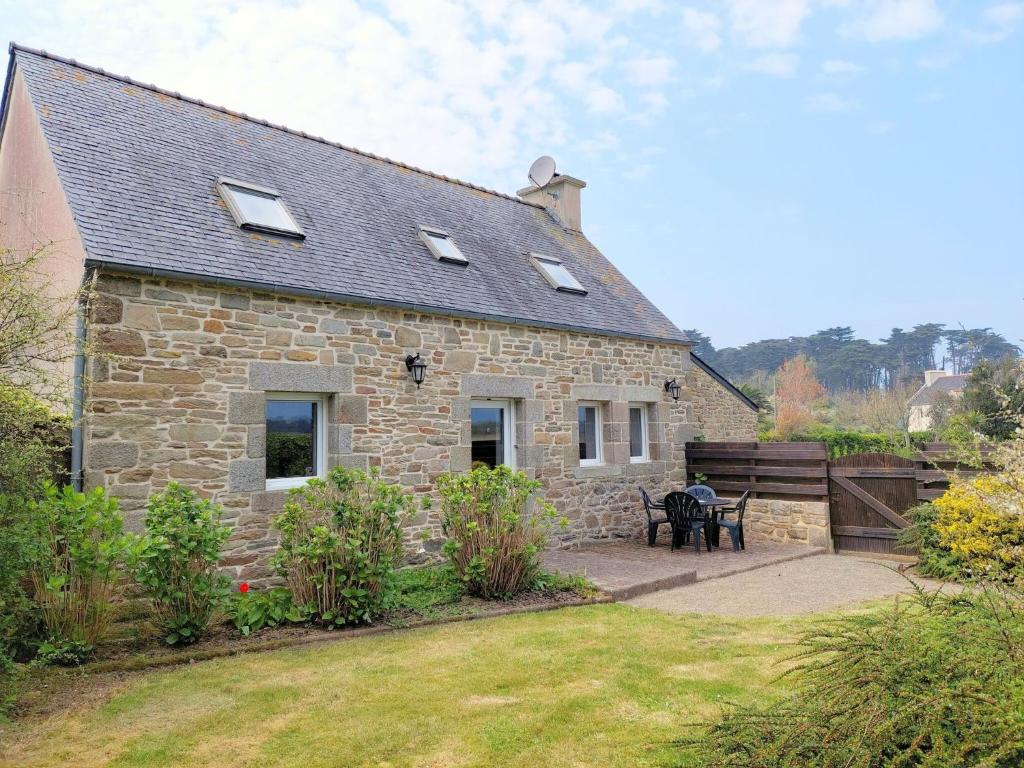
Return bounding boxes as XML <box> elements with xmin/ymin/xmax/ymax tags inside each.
<box><xmin>745</xmin><ymin>499</ymin><xmax>832</xmax><ymax>550</ymax></box>
<box><xmin>84</xmin><ymin>271</ymin><xmax>758</xmax><ymax>583</ymax></box>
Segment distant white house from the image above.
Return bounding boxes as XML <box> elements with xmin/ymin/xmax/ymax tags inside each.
<box><xmin>908</xmin><ymin>370</ymin><xmax>968</xmax><ymax>432</ymax></box>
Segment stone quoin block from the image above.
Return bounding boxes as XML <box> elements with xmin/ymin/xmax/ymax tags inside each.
<box><xmin>249</xmin><ymin>361</ymin><xmax>352</xmax><ymax>393</ymax></box>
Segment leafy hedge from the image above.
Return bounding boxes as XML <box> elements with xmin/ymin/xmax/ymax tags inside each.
<box><xmin>761</xmin><ymin>426</ymin><xmax>934</xmax><ymax>459</ymax></box>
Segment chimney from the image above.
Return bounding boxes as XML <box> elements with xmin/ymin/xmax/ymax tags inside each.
<box><xmin>924</xmin><ymin>370</ymin><xmax>949</xmax><ymax>386</ymax></box>
<box><xmin>517</xmin><ymin>173</ymin><xmax>587</xmax><ymax>232</ymax></box>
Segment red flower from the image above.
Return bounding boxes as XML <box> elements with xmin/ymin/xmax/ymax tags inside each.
<box><xmin>239</xmin><ymin>582</ymin><xmax>250</xmax><ymax>594</ymax></box>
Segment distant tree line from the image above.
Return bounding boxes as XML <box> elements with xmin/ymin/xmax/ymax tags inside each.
<box><xmin>687</xmin><ymin>325</ymin><xmax>1020</xmax><ymax>392</ymax></box>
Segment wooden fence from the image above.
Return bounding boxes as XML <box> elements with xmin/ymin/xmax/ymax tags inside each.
<box><xmin>684</xmin><ymin>441</ymin><xmax>829</xmax><ymax>502</ymax></box>
<box><xmin>914</xmin><ymin>442</ymin><xmax>995</xmax><ymax>501</ymax></box>
<box><xmin>685</xmin><ymin>441</ymin><xmax>997</xmax><ymax>554</ymax></box>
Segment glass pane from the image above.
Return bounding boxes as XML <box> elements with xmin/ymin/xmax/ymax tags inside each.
<box><xmin>226</xmin><ymin>185</ymin><xmax>298</xmax><ymax>232</ymax></box>
<box><xmin>629</xmin><ymin>407</ymin><xmax>644</xmax><ymax>458</ymax></box>
<box><xmin>538</xmin><ymin>259</ymin><xmax>584</xmax><ymax>291</ymax></box>
<box><xmin>266</xmin><ymin>400</ymin><xmax>317</xmax><ymax>480</ymax></box>
<box><xmin>471</xmin><ymin>406</ymin><xmax>504</xmax><ymax>468</ymax></box>
<box><xmin>426</xmin><ymin>232</ymin><xmax>467</xmax><ymax>263</ymax></box>
<box><xmin>578</xmin><ymin>406</ymin><xmax>598</xmax><ymax>461</ymax></box>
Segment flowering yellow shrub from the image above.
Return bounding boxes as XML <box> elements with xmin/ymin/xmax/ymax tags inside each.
<box><xmin>933</xmin><ymin>475</ymin><xmax>1024</xmax><ymax>579</ymax></box>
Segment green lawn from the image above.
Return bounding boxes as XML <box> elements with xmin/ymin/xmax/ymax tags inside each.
<box><xmin>0</xmin><ymin>604</ymin><xmax>804</xmax><ymax>768</ymax></box>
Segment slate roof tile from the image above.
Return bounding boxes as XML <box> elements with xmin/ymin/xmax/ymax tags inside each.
<box><xmin>4</xmin><ymin>45</ymin><xmax>687</xmax><ymax>344</ymax></box>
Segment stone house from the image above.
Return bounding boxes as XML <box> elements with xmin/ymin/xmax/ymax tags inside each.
<box><xmin>907</xmin><ymin>370</ymin><xmax>967</xmax><ymax>432</ymax></box>
<box><xmin>0</xmin><ymin>45</ymin><xmax>757</xmax><ymax>581</ymax></box>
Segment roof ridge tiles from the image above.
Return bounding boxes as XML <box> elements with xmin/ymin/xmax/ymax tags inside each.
<box><xmin>7</xmin><ymin>42</ymin><xmax>542</xmax><ymax>209</ymax></box>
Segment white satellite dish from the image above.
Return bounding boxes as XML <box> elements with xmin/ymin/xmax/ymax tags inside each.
<box><xmin>528</xmin><ymin>155</ymin><xmax>556</xmax><ymax>188</ymax></box>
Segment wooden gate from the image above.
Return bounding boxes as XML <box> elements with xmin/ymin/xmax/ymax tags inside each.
<box><xmin>828</xmin><ymin>453</ymin><xmax>917</xmax><ymax>555</ymax></box>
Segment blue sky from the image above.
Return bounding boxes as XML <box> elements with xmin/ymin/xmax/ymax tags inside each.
<box><xmin>3</xmin><ymin>1</ymin><xmax>1021</xmax><ymax>348</ymax></box>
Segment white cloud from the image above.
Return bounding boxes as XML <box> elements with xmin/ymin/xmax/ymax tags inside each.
<box><xmin>681</xmin><ymin>7</ymin><xmax>722</xmax><ymax>52</ymax></box>
<box><xmin>965</xmin><ymin>2</ymin><xmax>1024</xmax><ymax>44</ymax></box>
<box><xmin>7</xmin><ymin>0</ymin><xmax>682</xmax><ymax>191</ymax></box>
<box><xmin>842</xmin><ymin>0</ymin><xmax>944</xmax><ymax>42</ymax></box>
<box><xmin>986</xmin><ymin>2</ymin><xmax>1024</xmax><ymax>24</ymax></box>
<box><xmin>821</xmin><ymin>59</ymin><xmax>865</xmax><ymax>76</ymax></box>
<box><xmin>806</xmin><ymin>92</ymin><xmax>858</xmax><ymax>112</ymax></box>
<box><xmin>725</xmin><ymin>0</ymin><xmax>809</xmax><ymax>48</ymax></box>
<box><xmin>623</xmin><ymin>55</ymin><xmax>675</xmax><ymax>86</ymax></box>
<box><xmin>744</xmin><ymin>53</ymin><xmax>799</xmax><ymax>77</ymax></box>
<box><xmin>641</xmin><ymin>91</ymin><xmax>668</xmax><ymax>113</ymax></box>
<box><xmin>586</xmin><ymin>85</ymin><xmax>625</xmax><ymax>114</ymax></box>
<box><xmin>867</xmin><ymin>120</ymin><xmax>894</xmax><ymax>134</ymax></box>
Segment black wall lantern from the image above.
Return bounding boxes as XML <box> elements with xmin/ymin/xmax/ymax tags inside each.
<box><xmin>664</xmin><ymin>378</ymin><xmax>681</xmax><ymax>401</ymax></box>
<box><xmin>405</xmin><ymin>353</ymin><xmax>428</xmax><ymax>389</ymax></box>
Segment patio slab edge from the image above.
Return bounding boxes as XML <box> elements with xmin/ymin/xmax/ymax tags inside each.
<box><xmin>693</xmin><ymin>546</ymin><xmax>827</xmax><ymax>583</ymax></box>
<box><xmin>604</xmin><ymin>570</ymin><xmax>698</xmax><ymax>600</ymax></box>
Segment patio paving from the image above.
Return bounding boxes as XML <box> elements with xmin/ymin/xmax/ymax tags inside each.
<box><xmin>626</xmin><ymin>554</ymin><xmax>956</xmax><ymax>617</ymax></box>
<box><xmin>543</xmin><ymin>538</ymin><xmax>825</xmax><ymax>599</ymax></box>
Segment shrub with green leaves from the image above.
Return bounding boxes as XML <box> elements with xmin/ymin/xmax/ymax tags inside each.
<box><xmin>0</xmin><ymin>494</ymin><xmax>43</xmax><ymax>654</ymax></box>
<box><xmin>29</xmin><ymin>484</ymin><xmax>133</xmax><ymax>662</ymax></box>
<box><xmin>272</xmin><ymin>467</ymin><xmax>408</xmax><ymax>627</ymax></box>
<box><xmin>134</xmin><ymin>483</ymin><xmax>231</xmax><ymax>645</ymax></box>
<box><xmin>437</xmin><ymin>464</ymin><xmax>562</xmax><ymax>599</ymax></box>
<box><xmin>229</xmin><ymin>586</ymin><xmax>302</xmax><ymax>637</ymax></box>
<box><xmin>683</xmin><ymin>584</ymin><xmax>1024</xmax><ymax>767</ymax></box>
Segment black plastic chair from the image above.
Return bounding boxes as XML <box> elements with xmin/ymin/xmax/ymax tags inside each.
<box><xmin>684</xmin><ymin>484</ymin><xmax>716</xmax><ymax>501</ymax></box>
<box><xmin>664</xmin><ymin>491</ymin><xmax>711</xmax><ymax>553</ymax></box>
<box><xmin>717</xmin><ymin>491</ymin><xmax>750</xmax><ymax>552</ymax></box>
<box><xmin>639</xmin><ymin>487</ymin><xmax>670</xmax><ymax>547</ymax></box>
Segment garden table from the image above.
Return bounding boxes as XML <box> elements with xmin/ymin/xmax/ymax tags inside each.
<box><xmin>698</xmin><ymin>497</ymin><xmax>736</xmax><ymax>548</ymax></box>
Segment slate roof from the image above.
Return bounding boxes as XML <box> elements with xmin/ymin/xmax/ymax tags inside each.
<box><xmin>2</xmin><ymin>44</ymin><xmax>688</xmax><ymax>345</ymax></box>
<box><xmin>907</xmin><ymin>374</ymin><xmax>968</xmax><ymax>407</ymax></box>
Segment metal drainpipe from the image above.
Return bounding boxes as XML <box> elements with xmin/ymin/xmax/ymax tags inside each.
<box><xmin>69</xmin><ymin>273</ymin><xmax>91</xmax><ymax>491</ymax></box>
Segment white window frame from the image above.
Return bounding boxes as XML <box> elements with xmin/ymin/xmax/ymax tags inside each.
<box><xmin>217</xmin><ymin>177</ymin><xmax>305</xmax><ymax>239</ymax></box>
<box><xmin>265</xmin><ymin>392</ymin><xmax>327</xmax><ymax>491</ymax></box>
<box><xmin>628</xmin><ymin>403</ymin><xmax>650</xmax><ymax>463</ymax></box>
<box><xmin>529</xmin><ymin>252</ymin><xmax>587</xmax><ymax>295</ymax></box>
<box><xmin>418</xmin><ymin>225</ymin><xmax>469</xmax><ymax>265</ymax></box>
<box><xmin>470</xmin><ymin>398</ymin><xmax>516</xmax><ymax>469</ymax></box>
<box><xmin>578</xmin><ymin>401</ymin><xmax>604</xmax><ymax>466</ymax></box>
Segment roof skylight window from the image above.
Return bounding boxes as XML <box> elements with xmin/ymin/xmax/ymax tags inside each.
<box><xmin>529</xmin><ymin>253</ymin><xmax>587</xmax><ymax>295</ymax></box>
<box><xmin>217</xmin><ymin>177</ymin><xmax>304</xmax><ymax>239</ymax></box>
<box><xmin>419</xmin><ymin>226</ymin><xmax>468</xmax><ymax>265</ymax></box>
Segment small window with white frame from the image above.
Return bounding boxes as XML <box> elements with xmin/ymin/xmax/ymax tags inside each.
<box><xmin>529</xmin><ymin>253</ymin><xmax>586</xmax><ymax>295</ymax></box>
<box><xmin>628</xmin><ymin>403</ymin><xmax>649</xmax><ymax>463</ymax></box>
<box><xmin>265</xmin><ymin>393</ymin><xmax>326</xmax><ymax>490</ymax></box>
<box><xmin>217</xmin><ymin>177</ymin><xmax>304</xmax><ymax>239</ymax></box>
<box><xmin>578</xmin><ymin>402</ymin><xmax>603</xmax><ymax>466</ymax></box>
<box><xmin>419</xmin><ymin>226</ymin><xmax>469</xmax><ymax>265</ymax></box>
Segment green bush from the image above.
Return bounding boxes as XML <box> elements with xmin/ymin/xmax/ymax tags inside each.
<box><xmin>900</xmin><ymin>503</ymin><xmax>964</xmax><ymax>581</ymax></box>
<box><xmin>134</xmin><ymin>483</ymin><xmax>231</xmax><ymax>645</ymax></box>
<box><xmin>684</xmin><ymin>585</ymin><xmax>1024</xmax><ymax>767</ymax></box>
<box><xmin>766</xmin><ymin>426</ymin><xmax>927</xmax><ymax>459</ymax></box>
<box><xmin>272</xmin><ymin>467</ymin><xmax>408</xmax><ymax>627</ymax></box>
<box><xmin>229</xmin><ymin>586</ymin><xmax>302</xmax><ymax>636</ymax></box>
<box><xmin>0</xmin><ymin>379</ymin><xmax>70</xmax><ymax>499</ymax></box>
<box><xmin>0</xmin><ymin>495</ymin><xmax>43</xmax><ymax>657</ymax></box>
<box><xmin>30</xmin><ymin>484</ymin><xmax>133</xmax><ymax>661</ymax></box>
<box><xmin>0</xmin><ymin>493</ymin><xmax>44</xmax><ymax>710</ymax></box>
<box><xmin>437</xmin><ymin>464</ymin><xmax>562</xmax><ymax>599</ymax></box>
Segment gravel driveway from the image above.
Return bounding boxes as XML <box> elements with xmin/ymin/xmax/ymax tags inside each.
<box><xmin>626</xmin><ymin>555</ymin><xmax>954</xmax><ymax>617</ymax></box>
